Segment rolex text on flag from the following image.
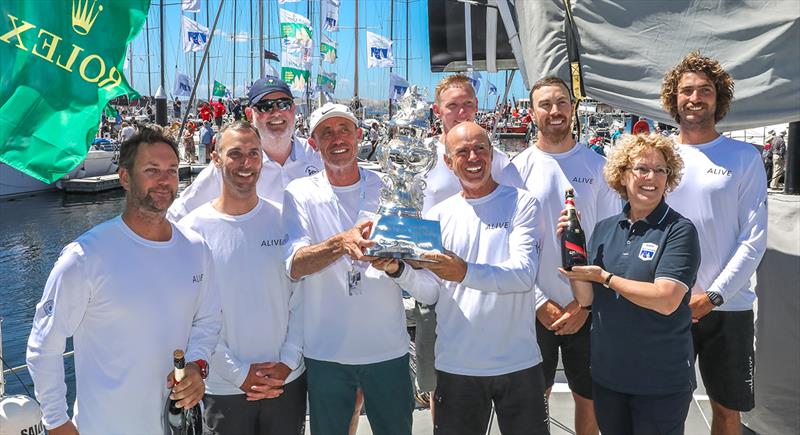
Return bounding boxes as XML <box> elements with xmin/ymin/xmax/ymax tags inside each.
<box><xmin>366</xmin><ymin>31</ymin><xmax>394</xmax><ymax>68</ymax></box>
<box><xmin>0</xmin><ymin>0</ymin><xmax>148</xmax><ymax>183</ymax></box>
<box><xmin>182</xmin><ymin>15</ymin><xmax>209</xmax><ymax>53</ymax></box>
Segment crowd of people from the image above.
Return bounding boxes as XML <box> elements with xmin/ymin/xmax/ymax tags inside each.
<box><xmin>27</xmin><ymin>51</ymin><xmax>767</xmax><ymax>435</ymax></box>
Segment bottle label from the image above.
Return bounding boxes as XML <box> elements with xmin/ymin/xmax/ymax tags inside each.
<box><xmin>564</xmin><ymin>241</ymin><xmax>586</xmax><ymax>256</ymax></box>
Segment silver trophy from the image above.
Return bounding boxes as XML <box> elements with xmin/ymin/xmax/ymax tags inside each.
<box><xmin>366</xmin><ymin>86</ymin><xmax>444</xmax><ymax>260</ymax></box>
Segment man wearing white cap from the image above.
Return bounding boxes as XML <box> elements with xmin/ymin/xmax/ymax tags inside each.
<box><xmin>168</xmin><ymin>76</ymin><xmax>322</xmax><ymax>221</ymax></box>
<box><xmin>283</xmin><ymin>103</ymin><xmax>413</xmax><ymax>434</ymax></box>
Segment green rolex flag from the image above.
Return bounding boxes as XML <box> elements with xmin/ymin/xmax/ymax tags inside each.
<box><xmin>213</xmin><ymin>80</ymin><xmax>226</xmax><ymax>97</ymax></box>
<box><xmin>0</xmin><ymin>0</ymin><xmax>149</xmax><ymax>183</ymax></box>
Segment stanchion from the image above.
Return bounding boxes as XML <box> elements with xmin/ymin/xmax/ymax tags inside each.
<box><xmin>784</xmin><ymin>121</ymin><xmax>799</xmax><ymax>195</ymax></box>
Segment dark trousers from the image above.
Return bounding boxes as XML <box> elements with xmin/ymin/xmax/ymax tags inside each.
<box><xmin>203</xmin><ymin>372</ymin><xmax>307</xmax><ymax>435</ymax></box>
<box><xmin>592</xmin><ymin>381</ymin><xmax>692</xmax><ymax>435</ymax></box>
<box><xmin>433</xmin><ymin>364</ymin><xmax>549</xmax><ymax>435</ymax></box>
<box><xmin>305</xmin><ymin>355</ymin><xmax>413</xmax><ymax>435</ymax></box>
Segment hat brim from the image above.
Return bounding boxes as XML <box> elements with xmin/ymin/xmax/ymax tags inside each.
<box><xmin>310</xmin><ymin>112</ymin><xmax>360</xmax><ymax>135</ymax></box>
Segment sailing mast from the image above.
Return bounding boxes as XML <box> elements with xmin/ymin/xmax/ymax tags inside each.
<box><xmin>233</xmin><ymin>0</ymin><xmax>237</xmax><ymax>98</ymax></box>
<box><xmin>405</xmin><ymin>0</ymin><xmax>409</xmax><ymax>80</ymax></box>
<box><xmin>354</xmin><ymin>0</ymin><xmax>359</xmax><ymax>105</ymax></box>
<box><xmin>145</xmin><ymin>15</ymin><xmax>152</xmax><ymax>96</ymax></box>
<box><xmin>258</xmin><ymin>0</ymin><xmax>264</xmax><ymax>78</ymax></box>
<box><xmin>249</xmin><ymin>0</ymin><xmax>254</xmax><ymax>85</ymax></box>
<box><xmin>206</xmin><ymin>0</ymin><xmax>211</xmax><ymax>100</ymax></box>
<box><xmin>388</xmin><ymin>0</ymin><xmax>394</xmax><ymax>117</ymax></box>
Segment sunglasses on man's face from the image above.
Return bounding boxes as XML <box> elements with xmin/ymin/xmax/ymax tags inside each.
<box><xmin>253</xmin><ymin>98</ymin><xmax>294</xmax><ymax>113</ymax></box>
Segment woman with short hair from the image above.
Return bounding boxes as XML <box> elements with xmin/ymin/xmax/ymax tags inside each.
<box><xmin>559</xmin><ymin>133</ymin><xmax>701</xmax><ymax>435</ymax></box>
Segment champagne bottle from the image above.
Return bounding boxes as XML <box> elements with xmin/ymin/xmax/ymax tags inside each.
<box><xmin>561</xmin><ymin>189</ymin><xmax>588</xmax><ymax>270</ymax></box>
<box><xmin>164</xmin><ymin>349</ymin><xmax>203</xmax><ymax>435</ymax></box>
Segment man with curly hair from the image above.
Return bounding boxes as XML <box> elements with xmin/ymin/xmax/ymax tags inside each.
<box><xmin>661</xmin><ymin>52</ymin><xmax>767</xmax><ymax>435</ymax></box>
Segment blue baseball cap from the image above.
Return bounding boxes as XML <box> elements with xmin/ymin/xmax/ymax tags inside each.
<box><xmin>248</xmin><ymin>76</ymin><xmax>292</xmax><ymax>105</ymax></box>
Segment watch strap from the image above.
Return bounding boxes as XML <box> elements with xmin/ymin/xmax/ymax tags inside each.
<box><xmin>192</xmin><ymin>359</ymin><xmax>209</xmax><ymax>379</ymax></box>
<box><xmin>603</xmin><ymin>273</ymin><xmax>614</xmax><ymax>288</ymax></box>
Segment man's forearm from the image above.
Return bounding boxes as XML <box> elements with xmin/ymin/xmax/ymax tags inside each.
<box><xmin>290</xmin><ymin>235</ymin><xmax>344</xmax><ymax>280</ymax></box>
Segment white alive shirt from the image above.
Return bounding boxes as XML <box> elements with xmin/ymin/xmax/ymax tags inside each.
<box><xmin>168</xmin><ymin>136</ymin><xmax>322</xmax><ymax>221</ymax></box>
<box><xmin>26</xmin><ymin>216</ymin><xmax>221</xmax><ymax>434</ymax></box>
<box><xmin>510</xmin><ymin>143</ymin><xmax>622</xmax><ymax>309</ymax></box>
<box><xmin>283</xmin><ymin>170</ymin><xmax>409</xmax><ymax>364</ymax></box>
<box><xmin>394</xmin><ymin>185</ymin><xmax>544</xmax><ymax>376</ymax></box>
<box><xmin>179</xmin><ymin>199</ymin><xmax>304</xmax><ymax>395</ymax></box>
<box><xmin>421</xmin><ymin>138</ymin><xmax>522</xmax><ymax>214</ymax></box>
<box><xmin>667</xmin><ymin>135</ymin><xmax>767</xmax><ymax>311</ymax></box>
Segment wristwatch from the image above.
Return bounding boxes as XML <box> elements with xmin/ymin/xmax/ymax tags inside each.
<box><xmin>602</xmin><ymin>273</ymin><xmax>615</xmax><ymax>288</ymax></box>
<box><xmin>192</xmin><ymin>359</ymin><xmax>209</xmax><ymax>379</ymax></box>
<box><xmin>386</xmin><ymin>261</ymin><xmax>405</xmax><ymax>278</ymax></box>
<box><xmin>705</xmin><ymin>291</ymin><xmax>724</xmax><ymax>307</ymax></box>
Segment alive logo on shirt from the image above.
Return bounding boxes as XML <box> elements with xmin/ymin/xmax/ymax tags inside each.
<box><xmin>707</xmin><ymin>167</ymin><xmax>733</xmax><ymax>176</ymax></box>
<box><xmin>262</xmin><ymin>234</ymin><xmax>289</xmax><ymax>247</ymax></box>
<box><xmin>486</xmin><ymin>221</ymin><xmax>510</xmax><ymax>230</ymax></box>
<box><xmin>571</xmin><ymin>176</ymin><xmax>594</xmax><ymax>184</ymax></box>
<box><xmin>193</xmin><ymin>273</ymin><xmax>204</xmax><ymax>283</ymax></box>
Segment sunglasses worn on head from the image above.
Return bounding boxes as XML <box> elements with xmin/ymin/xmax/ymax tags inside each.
<box><xmin>254</xmin><ymin>98</ymin><xmax>293</xmax><ymax>113</ymax></box>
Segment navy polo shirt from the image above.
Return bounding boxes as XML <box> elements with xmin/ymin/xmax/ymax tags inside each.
<box><xmin>588</xmin><ymin>198</ymin><xmax>701</xmax><ymax>395</ymax></box>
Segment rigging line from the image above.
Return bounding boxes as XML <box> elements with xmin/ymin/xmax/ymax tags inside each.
<box><xmin>0</xmin><ymin>353</ymin><xmax>36</xmax><ymax>401</ymax></box>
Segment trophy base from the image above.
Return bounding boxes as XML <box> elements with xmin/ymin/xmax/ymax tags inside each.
<box><xmin>366</xmin><ymin>215</ymin><xmax>443</xmax><ymax>261</ymax></box>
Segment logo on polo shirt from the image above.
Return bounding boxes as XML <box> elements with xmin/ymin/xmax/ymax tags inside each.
<box><xmin>193</xmin><ymin>273</ymin><xmax>204</xmax><ymax>283</ymax></box>
<box><xmin>707</xmin><ymin>167</ymin><xmax>732</xmax><ymax>176</ymax></box>
<box><xmin>571</xmin><ymin>176</ymin><xmax>594</xmax><ymax>184</ymax></box>
<box><xmin>486</xmin><ymin>221</ymin><xmax>510</xmax><ymax>230</ymax></box>
<box><xmin>43</xmin><ymin>300</ymin><xmax>55</xmax><ymax>316</ymax></box>
<box><xmin>262</xmin><ymin>234</ymin><xmax>289</xmax><ymax>247</ymax></box>
<box><xmin>306</xmin><ymin>165</ymin><xmax>320</xmax><ymax>176</ymax></box>
<box><xmin>638</xmin><ymin>243</ymin><xmax>658</xmax><ymax>261</ymax></box>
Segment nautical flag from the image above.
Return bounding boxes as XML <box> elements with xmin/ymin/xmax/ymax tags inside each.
<box><xmin>182</xmin><ymin>0</ymin><xmax>200</xmax><ymax>13</ymax></box>
<box><xmin>317</xmin><ymin>71</ymin><xmax>337</xmax><ymax>92</ymax></box>
<box><xmin>488</xmin><ymin>81</ymin><xmax>498</xmax><ymax>95</ymax></box>
<box><xmin>264</xmin><ymin>62</ymin><xmax>279</xmax><ymax>77</ymax></box>
<box><xmin>322</xmin><ymin>0</ymin><xmax>340</xmax><ymax>32</ymax></box>
<box><xmin>281</xmin><ymin>67</ymin><xmax>310</xmax><ymax>95</ymax></box>
<box><xmin>278</xmin><ymin>0</ymin><xmax>302</xmax><ymax>4</ymax></box>
<box><xmin>182</xmin><ymin>16</ymin><xmax>209</xmax><ymax>53</ymax></box>
<box><xmin>321</xmin><ymin>34</ymin><xmax>337</xmax><ymax>64</ymax></box>
<box><xmin>279</xmin><ymin>8</ymin><xmax>312</xmax><ymax>48</ymax></box>
<box><xmin>468</xmin><ymin>71</ymin><xmax>481</xmax><ymax>94</ymax></box>
<box><xmin>0</xmin><ymin>0</ymin><xmax>147</xmax><ymax>184</ymax></box>
<box><xmin>104</xmin><ymin>104</ymin><xmax>119</xmax><ymax>119</ymax></box>
<box><xmin>213</xmin><ymin>81</ymin><xmax>227</xmax><ymax>97</ymax></box>
<box><xmin>174</xmin><ymin>71</ymin><xmax>194</xmax><ymax>97</ymax></box>
<box><xmin>389</xmin><ymin>74</ymin><xmax>410</xmax><ymax>101</ymax></box>
<box><xmin>366</xmin><ymin>31</ymin><xmax>394</xmax><ymax>68</ymax></box>
<box><xmin>264</xmin><ymin>49</ymin><xmax>280</xmax><ymax>62</ymax></box>
<box><xmin>282</xmin><ymin>46</ymin><xmax>312</xmax><ymax>70</ymax></box>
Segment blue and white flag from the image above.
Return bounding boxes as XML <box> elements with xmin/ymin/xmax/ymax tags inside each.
<box><xmin>389</xmin><ymin>73</ymin><xmax>410</xmax><ymax>101</ymax></box>
<box><xmin>182</xmin><ymin>16</ymin><xmax>209</xmax><ymax>53</ymax></box>
<box><xmin>468</xmin><ymin>71</ymin><xmax>481</xmax><ymax>94</ymax></box>
<box><xmin>182</xmin><ymin>0</ymin><xmax>200</xmax><ymax>13</ymax></box>
<box><xmin>322</xmin><ymin>0</ymin><xmax>340</xmax><ymax>32</ymax></box>
<box><xmin>278</xmin><ymin>0</ymin><xmax>302</xmax><ymax>4</ymax></box>
<box><xmin>488</xmin><ymin>81</ymin><xmax>498</xmax><ymax>95</ymax></box>
<box><xmin>173</xmin><ymin>71</ymin><xmax>194</xmax><ymax>97</ymax></box>
<box><xmin>366</xmin><ymin>31</ymin><xmax>394</xmax><ymax>68</ymax></box>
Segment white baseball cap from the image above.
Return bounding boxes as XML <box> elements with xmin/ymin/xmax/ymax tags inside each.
<box><xmin>309</xmin><ymin>103</ymin><xmax>359</xmax><ymax>135</ymax></box>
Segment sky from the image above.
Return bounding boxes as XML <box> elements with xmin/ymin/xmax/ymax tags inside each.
<box><xmin>127</xmin><ymin>0</ymin><xmax>529</xmax><ymax>109</ymax></box>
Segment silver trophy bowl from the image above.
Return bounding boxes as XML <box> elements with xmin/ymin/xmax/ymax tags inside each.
<box><xmin>365</xmin><ymin>86</ymin><xmax>444</xmax><ymax>260</ymax></box>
